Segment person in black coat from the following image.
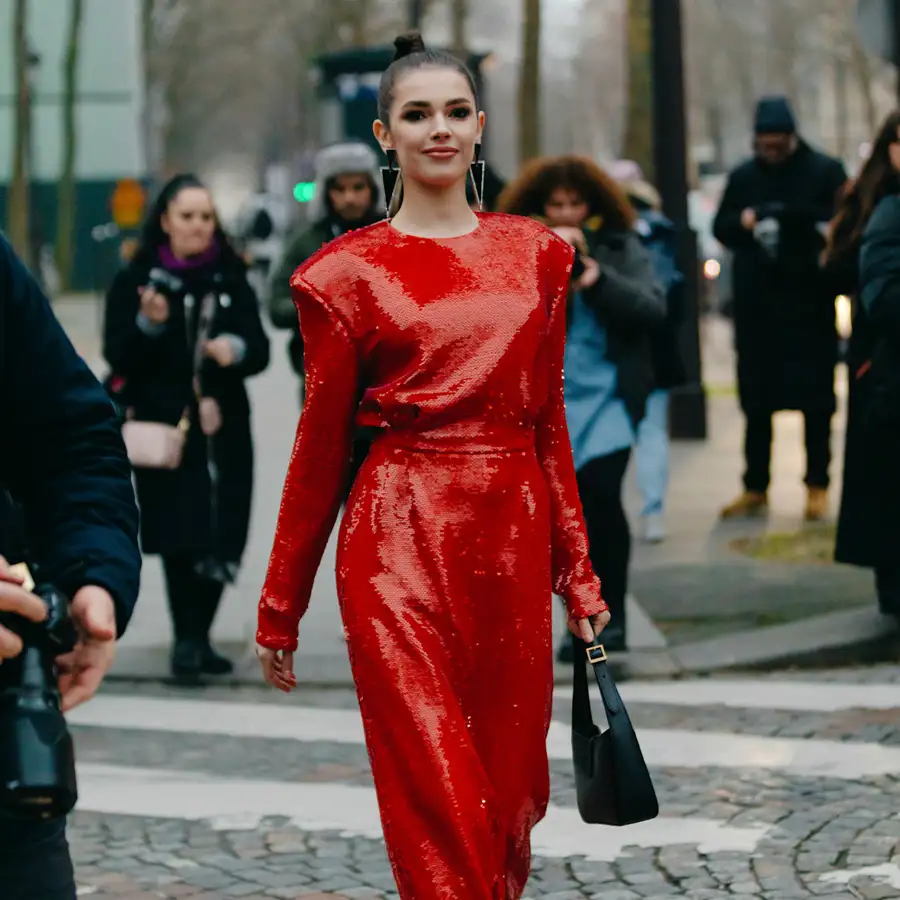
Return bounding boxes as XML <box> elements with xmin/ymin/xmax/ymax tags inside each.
<box><xmin>714</xmin><ymin>96</ymin><xmax>847</xmax><ymax>521</ymax></box>
<box><xmin>0</xmin><ymin>233</ymin><xmax>141</xmax><ymax>898</ymax></box>
<box><xmin>103</xmin><ymin>174</ymin><xmax>270</xmax><ymax>683</ymax></box>
<box><xmin>823</xmin><ymin>111</ymin><xmax>900</xmax><ymax>617</ymax></box>
<box><xmin>852</xmin><ymin>173</ymin><xmax>900</xmax><ymax>620</ymax></box>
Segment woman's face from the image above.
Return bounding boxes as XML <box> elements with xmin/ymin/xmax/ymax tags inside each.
<box><xmin>161</xmin><ymin>187</ymin><xmax>216</xmax><ymax>258</ymax></box>
<box><xmin>544</xmin><ymin>187</ymin><xmax>589</xmax><ymax>228</ymax></box>
<box><xmin>889</xmin><ymin>126</ymin><xmax>900</xmax><ymax>173</ymax></box>
<box><xmin>375</xmin><ymin>67</ymin><xmax>484</xmax><ymax>193</ymax></box>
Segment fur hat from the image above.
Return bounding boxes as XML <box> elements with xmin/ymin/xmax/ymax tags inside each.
<box><xmin>308</xmin><ymin>141</ymin><xmax>384</xmax><ymax>221</ymax></box>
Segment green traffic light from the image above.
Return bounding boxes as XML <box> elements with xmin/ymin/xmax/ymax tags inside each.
<box><xmin>293</xmin><ymin>182</ymin><xmax>316</xmax><ymax>203</ymax></box>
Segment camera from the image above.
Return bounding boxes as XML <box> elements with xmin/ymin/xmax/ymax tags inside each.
<box><xmin>0</xmin><ymin>583</ymin><xmax>78</xmax><ymax>820</ymax></box>
<box><xmin>147</xmin><ymin>266</ymin><xmax>183</xmax><ymax>296</ymax></box>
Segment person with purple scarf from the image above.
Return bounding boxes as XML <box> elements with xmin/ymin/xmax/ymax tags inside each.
<box><xmin>103</xmin><ymin>174</ymin><xmax>270</xmax><ymax>683</ymax></box>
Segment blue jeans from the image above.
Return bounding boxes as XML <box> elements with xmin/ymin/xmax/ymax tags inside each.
<box><xmin>635</xmin><ymin>389</ymin><xmax>670</xmax><ymax>517</ymax></box>
<box><xmin>0</xmin><ymin>816</ymin><xmax>76</xmax><ymax>899</ymax></box>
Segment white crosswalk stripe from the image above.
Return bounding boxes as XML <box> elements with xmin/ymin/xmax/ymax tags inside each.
<box><xmin>75</xmin><ymin>763</ymin><xmax>769</xmax><ymax>862</ymax></box>
<box><xmin>70</xmin><ymin>692</ymin><xmax>900</xmax><ymax>779</ymax></box>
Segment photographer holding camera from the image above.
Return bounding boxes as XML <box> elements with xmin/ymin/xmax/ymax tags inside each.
<box><xmin>0</xmin><ymin>233</ymin><xmax>141</xmax><ymax>899</ymax></box>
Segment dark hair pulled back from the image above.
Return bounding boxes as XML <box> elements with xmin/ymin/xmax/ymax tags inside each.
<box><xmin>129</xmin><ymin>172</ymin><xmax>242</xmax><ymax>271</ymax></box>
<box><xmin>377</xmin><ymin>30</ymin><xmax>478</xmax><ymax>123</ymax></box>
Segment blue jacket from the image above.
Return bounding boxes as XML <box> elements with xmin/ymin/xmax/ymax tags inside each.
<box><xmin>0</xmin><ymin>234</ymin><xmax>141</xmax><ymax>636</ymax></box>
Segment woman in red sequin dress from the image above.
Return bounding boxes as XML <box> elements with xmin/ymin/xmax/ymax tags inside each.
<box><xmin>256</xmin><ymin>30</ymin><xmax>609</xmax><ymax>900</ymax></box>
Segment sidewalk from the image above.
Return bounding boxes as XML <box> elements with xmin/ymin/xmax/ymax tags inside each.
<box><xmin>52</xmin><ymin>296</ymin><xmax>900</xmax><ymax>683</ymax></box>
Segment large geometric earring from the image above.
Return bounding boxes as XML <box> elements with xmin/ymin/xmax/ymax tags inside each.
<box><xmin>381</xmin><ymin>149</ymin><xmax>401</xmax><ymax>219</ymax></box>
<box><xmin>469</xmin><ymin>143</ymin><xmax>486</xmax><ymax>212</ymax></box>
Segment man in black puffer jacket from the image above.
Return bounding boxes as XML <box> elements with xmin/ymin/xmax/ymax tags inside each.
<box><xmin>0</xmin><ymin>233</ymin><xmax>141</xmax><ymax>899</ymax></box>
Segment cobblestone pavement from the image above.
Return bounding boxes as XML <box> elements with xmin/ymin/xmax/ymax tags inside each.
<box><xmin>65</xmin><ymin>666</ymin><xmax>900</xmax><ymax>899</ymax></box>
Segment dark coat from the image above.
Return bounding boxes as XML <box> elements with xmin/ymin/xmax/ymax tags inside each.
<box><xmin>634</xmin><ymin>209</ymin><xmax>688</xmax><ymax>391</ymax></box>
<box><xmin>843</xmin><ymin>194</ymin><xmax>900</xmax><ymax>569</ymax></box>
<box><xmin>827</xmin><ymin>235</ymin><xmax>875</xmax><ymax>567</ymax></box>
<box><xmin>579</xmin><ymin>227</ymin><xmax>667</xmax><ymax>426</ymax></box>
<box><xmin>0</xmin><ymin>234</ymin><xmax>141</xmax><ymax>636</ymax></box>
<box><xmin>103</xmin><ymin>250</ymin><xmax>270</xmax><ymax>566</ymax></box>
<box><xmin>713</xmin><ymin>141</ymin><xmax>847</xmax><ymax>414</ymax></box>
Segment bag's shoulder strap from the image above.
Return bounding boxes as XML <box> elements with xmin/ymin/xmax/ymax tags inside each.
<box><xmin>571</xmin><ymin>638</ymin><xmax>624</xmax><ymax>733</ymax></box>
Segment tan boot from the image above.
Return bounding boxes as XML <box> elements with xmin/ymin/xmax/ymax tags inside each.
<box><xmin>719</xmin><ymin>490</ymin><xmax>768</xmax><ymax>519</ymax></box>
<box><xmin>804</xmin><ymin>487</ymin><xmax>829</xmax><ymax>521</ymax></box>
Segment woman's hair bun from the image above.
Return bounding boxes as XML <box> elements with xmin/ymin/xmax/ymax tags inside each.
<box><xmin>393</xmin><ymin>30</ymin><xmax>426</xmax><ymax>61</ymax></box>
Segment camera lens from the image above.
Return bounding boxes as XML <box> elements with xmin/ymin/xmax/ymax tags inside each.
<box><xmin>0</xmin><ymin>586</ymin><xmax>78</xmax><ymax>820</ymax></box>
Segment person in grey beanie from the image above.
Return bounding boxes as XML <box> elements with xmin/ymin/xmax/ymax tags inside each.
<box><xmin>268</xmin><ymin>142</ymin><xmax>385</xmax><ymax>501</ymax></box>
<box><xmin>268</xmin><ymin>142</ymin><xmax>385</xmax><ymax>380</ymax></box>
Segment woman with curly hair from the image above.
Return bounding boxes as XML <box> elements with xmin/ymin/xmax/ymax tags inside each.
<box><xmin>498</xmin><ymin>155</ymin><xmax>666</xmax><ymax>655</ymax></box>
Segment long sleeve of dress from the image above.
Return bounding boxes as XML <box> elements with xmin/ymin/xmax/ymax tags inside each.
<box><xmin>535</xmin><ymin>240</ymin><xmax>606</xmax><ymax>621</ymax></box>
<box><xmin>256</xmin><ymin>277</ymin><xmax>359</xmax><ymax>651</ymax></box>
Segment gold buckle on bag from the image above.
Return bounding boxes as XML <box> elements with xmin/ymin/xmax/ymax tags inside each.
<box><xmin>586</xmin><ymin>643</ymin><xmax>607</xmax><ymax>664</ymax></box>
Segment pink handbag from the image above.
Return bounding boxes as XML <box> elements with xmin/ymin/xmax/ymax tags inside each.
<box><xmin>122</xmin><ymin>415</ymin><xmax>190</xmax><ymax>470</ymax></box>
<box><xmin>121</xmin><ymin>290</ymin><xmax>216</xmax><ymax>471</ymax></box>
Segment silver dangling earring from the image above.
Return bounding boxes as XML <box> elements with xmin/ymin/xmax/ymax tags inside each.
<box><xmin>380</xmin><ymin>149</ymin><xmax>402</xmax><ymax>219</ymax></box>
<box><xmin>469</xmin><ymin>143</ymin><xmax>486</xmax><ymax>212</ymax></box>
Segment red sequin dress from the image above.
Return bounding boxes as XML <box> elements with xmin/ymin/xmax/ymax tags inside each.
<box><xmin>257</xmin><ymin>212</ymin><xmax>605</xmax><ymax>899</ymax></box>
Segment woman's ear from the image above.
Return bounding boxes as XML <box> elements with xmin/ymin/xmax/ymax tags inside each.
<box><xmin>373</xmin><ymin>119</ymin><xmax>393</xmax><ymax>155</ymax></box>
<box><xmin>476</xmin><ymin>109</ymin><xmax>486</xmax><ymax>144</ymax></box>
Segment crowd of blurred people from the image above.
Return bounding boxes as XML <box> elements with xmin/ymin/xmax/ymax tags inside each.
<box><xmin>92</xmin><ymin>91</ymin><xmax>900</xmax><ymax>677</ymax></box>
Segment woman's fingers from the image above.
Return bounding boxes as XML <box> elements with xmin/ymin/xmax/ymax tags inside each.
<box><xmin>592</xmin><ymin>610</ymin><xmax>612</xmax><ymax>636</ymax></box>
<box><xmin>567</xmin><ymin>610</ymin><xmax>613</xmax><ymax>644</ymax></box>
<box><xmin>257</xmin><ymin>646</ymin><xmax>296</xmax><ymax>692</ymax></box>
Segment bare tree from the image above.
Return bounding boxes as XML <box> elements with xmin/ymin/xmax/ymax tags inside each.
<box><xmin>518</xmin><ymin>0</ymin><xmax>541</xmax><ymax>164</ymax></box>
<box><xmin>622</xmin><ymin>0</ymin><xmax>653</xmax><ymax>177</ymax></box>
<box><xmin>450</xmin><ymin>0</ymin><xmax>468</xmax><ymax>57</ymax></box>
<box><xmin>7</xmin><ymin>0</ymin><xmax>31</xmax><ymax>262</ymax></box>
<box><xmin>55</xmin><ymin>0</ymin><xmax>84</xmax><ymax>290</ymax></box>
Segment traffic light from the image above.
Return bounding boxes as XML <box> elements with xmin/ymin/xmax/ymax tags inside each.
<box><xmin>293</xmin><ymin>182</ymin><xmax>316</xmax><ymax>203</ymax></box>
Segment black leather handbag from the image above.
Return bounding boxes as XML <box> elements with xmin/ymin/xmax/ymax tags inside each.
<box><xmin>571</xmin><ymin>638</ymin><xmax>659</xmax><ymax>825</ymax></box>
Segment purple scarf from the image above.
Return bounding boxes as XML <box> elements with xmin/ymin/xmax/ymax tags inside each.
<box><xmin>158</xmin><ymin>239</ymin><xmax>222</xmax><ymax>271</ymax></box>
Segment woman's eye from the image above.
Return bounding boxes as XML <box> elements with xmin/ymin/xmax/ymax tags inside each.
<box><xmin>450</xmin><ymin>108</ymin><xmax>471</xmax><ymax>119</ymax></box>
<box><xmin>402</xmin><ymin>111</ymin><xmax>426</xmax><ymax>122</ymax></box>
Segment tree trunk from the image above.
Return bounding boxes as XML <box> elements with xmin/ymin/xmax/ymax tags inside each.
<box><xmin>518</xmin><ymin>0</ymin><xmax>541</xmax><ymax>165</ymax></box>
<box><xmin>451</xmin><ymin>0</ymin><xmax>468</xmax><ymax>58</ymax></box>
<box><xmin>7</xmin><ymin>0</ymin><xmax>31</xmax><ymax>263</ymax></box>
<box><xmin>56</xmin><ymin>0</ymin><xmax>84</xmax><ymax>291</ymax></box>
<box><xmin>848</xmin><ymin>30</ymin><xmax>878</xmax><ymax>137</ymax></box>
<box><xmin>622</xmin><ymin>0</ymin><xmax>654</xmax><ymax>179</ymax></box>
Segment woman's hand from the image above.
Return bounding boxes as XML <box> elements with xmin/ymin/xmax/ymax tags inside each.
<box><xmin>256</xmin><ymin>644</ymin><xmax>296</xmax><ymax>692</ymax></box>
<box><xmin>198</xmin><ymin>396</ymin><xmax>222</xmax><ymax>436</ymax></box>
<box><xmin>573</xmin><ymin>256</ymin><xmax>601</xmax><ymax>291</ymax></box>
<box><xmin>553</xmin><ymin>225</ymin><xmax>589</xmax><ymax>255</ymax></box>
<box><xmin>139</xmin><ymin>286</ymin><xmax>170</xmax><ymax>324</ymax></box>
<box><xmin>568</xmin><ymin>608</ymin><xmax>612</xmax><ymax>644</ymax></box>
<box><xmin>205</xmin><ymin>336</ymin><xmax>237</xmax><ymax>367</ymax></box>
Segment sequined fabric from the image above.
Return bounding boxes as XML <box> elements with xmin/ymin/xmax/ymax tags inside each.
<box><xmin>257</xmin><ymin>213</ymin><xmax>605</xmax><ymax>899</ymax></box>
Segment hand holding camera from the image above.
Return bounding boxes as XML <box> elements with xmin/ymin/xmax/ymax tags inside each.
<box><xmin>0</xmin><ymin>558</ymin><xmax>118</xmax><ymax>820</ymax></box>
<box><xmin>0</xmin><ymin>569</ymin><xmax>79</xmax><ymax>820</ymax></box>
<box><xmin>139</xmin><ymin>285</ymin><xmax>170</xmax><ymax>325</ymax></box>
<box><xmin>0</xmin><ymin>556</ymin><xmax>47</xmax><ymax>661</ymax></box>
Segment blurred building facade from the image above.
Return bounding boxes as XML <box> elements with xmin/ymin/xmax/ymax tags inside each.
<box><xmin>0</xmin><ymin>0</ymin><xmax>145</xmax><ymax>289</ymax></box>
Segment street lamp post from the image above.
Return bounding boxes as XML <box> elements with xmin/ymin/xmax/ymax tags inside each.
<box><xmin>650</xmin><ymin>0</ymin><xmax>707</xmax><ymax>439</ymax></box>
